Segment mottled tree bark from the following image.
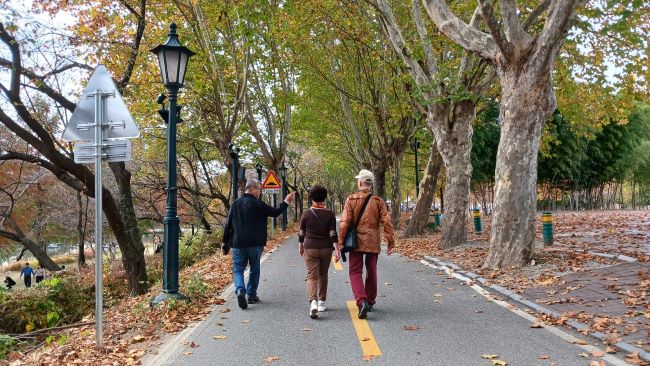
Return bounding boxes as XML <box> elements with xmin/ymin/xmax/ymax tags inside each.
<box><xmin>390</xmin><ymin>156</ymin><xmax>403</xmax><ymax>228</ymax></box>
<box><xmin>422</xmin><ymin>0</ymin><xmax>580</xmax><ymax>268</ymax></box>
<box><xmin>404</xmin><ymin>141</ymin><xmax>443</xmax><ymax>236</ymax></box>
<box><xmin>109</xmin><ymin>162</ymin><xmax>148</xmax><ymax>294</ymax></box>
<box><xmin>372</xmin><ymin>162</ymin><xmax>388</xmax><ymax>199</ymax></box>
<box><xmin>377</xmin><ymin>0</ymin><xmax>480</xmax><ymax>247</ymax></box>
<box><xmin>483</xmin><ymin>71</ymin><xmax>554</xmax><ymax>268</ymax></box>
<box><xmin>431</xmin><ymin>102</ymin><xmax>474</xmax><ymax>248</ymax></box>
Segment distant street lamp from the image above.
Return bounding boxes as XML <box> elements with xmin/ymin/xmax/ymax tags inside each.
<box><xmin>306</xmin><ymin>180</ymin><xmax>313</xmax><ymax>207</ymax></box>
<box><xmin>228</xmin><ymin>144</ymin><xmax>241</xmax><ymax>202</ymax></box>
<box><xmin>278</xmin><ymin>161</ymin><xmax>288</xmax><ymax>231</ymax></box>
<box><xmin>411</xmin><ymin>137</ymin><xmax>421</xmax><ymax>199</ymax></box>
<box><xmin>150</xmin><ymin>22</ymin><xmax>195</xmax><ymax>306</ymax></box>
<box><xmin>255</xmin><ymin>163</ymin><xmax>263</xmax><ymax>181</ymax></box>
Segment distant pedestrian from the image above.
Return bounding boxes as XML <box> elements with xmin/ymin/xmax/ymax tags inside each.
<box><xmin>339</xmin><ymin>169</ymin><xmax>395</xmax><ymax>319</ymax></box>
<box><xmin>34</xmin><ymin>265</ymin><xmax>46</xmax><ymax>283</ymax></box>
<box><xmin>20</xmin><ymin>262</ymin><xmax>34</xmax><ymax>288</ymax></box>
<box><xmin>4</xmin><ymin>276</ymin><xmax>16</xmax><ymax>290</ymax></box>
<box><xmin>223</xmin><ymin>178</ymin><xmax>296</xmax><ymax>309</ymax></box>
<box><xmin>298</xmin><ymin>185</ymin><xmax>339</xmax><ymax>319</ymax></box>
<box><xmin>108</xmin><ymin>242</ymin><xmax>117</xmax><ymax>261</ymax></box>
<box><xmin>153</xmin><ymin>235</ymin><xmax>162</xmax><ymax>254</ymax></box>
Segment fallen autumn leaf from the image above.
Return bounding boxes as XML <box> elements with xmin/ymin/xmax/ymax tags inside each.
<box><xmin>264</xmin><ymin>355</ymin><xmax>280</xmax><ymax>363</ymax></box>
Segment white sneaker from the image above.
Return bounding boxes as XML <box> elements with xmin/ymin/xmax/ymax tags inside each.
<box><xmin>310</xmin><ymin>300</ymin><xmax>318</xmax><ymax>319</ymax></box>
<box><xmin>317</xmin><ymin>301</ymin><xmax>326</xmax><ymax>312</ymax></box>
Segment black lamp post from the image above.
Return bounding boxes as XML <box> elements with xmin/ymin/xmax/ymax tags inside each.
<box><xmin>306</xmin><ymin>180</ymin><xmax>313</xmax><ymax>207</ymax></box>
<box><xmin>229</xmin><ymin>144</ymin><xmax>241</xmax><ymax>202</ymax></box>
<box><xmin>150</xmin><ymin>23</ymin><xmax>195</xmax><ymax>306</ymax></box>
<box><xmin>411</xmin><ymin>137</ymin><xmax>421</xmax><ymax>199</ymax></box>
<box><xmin>278</xmin><ymin>161</ymin><xmax>288</xmax><ymax>231</ymax></box>
<box><xmin>293</xmin><ymin>171</ymin><xmax>298</xmax><ymax>222</ymax></box>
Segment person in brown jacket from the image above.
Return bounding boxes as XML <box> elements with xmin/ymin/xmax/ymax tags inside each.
<box><xmin>298</xmin><ymin>185</ymin><xmax>340</xmax><ymax>319</ymax></box>
<box><xmin>338</xmin><ymin>169</ymin><xmax>395</xmax><ymax>319</ymax></box>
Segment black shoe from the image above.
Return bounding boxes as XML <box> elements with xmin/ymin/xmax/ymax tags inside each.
<box><xmin>358</xmin><ymin>301</ymin><xmax>370</xmax><ymax>319</ymax></box>
<box><xmin>247</xmin><ymin>295</ymin><xmax>260</xmax><ymax>304</ymax></box>
<box><xmin>368</xmin><ymin>303</ymin><xmax>374</xmax><ymax>312</ymax></box>
<box><xmin>236</xmin><ymin>289</ymin><xmax>248</xmax><ymax>309</ymax></box>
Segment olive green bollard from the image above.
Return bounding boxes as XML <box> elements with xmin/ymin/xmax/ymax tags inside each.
<box><xmin>472</xmin><ymin>208</ymin><xmax>482</xmax><ymax>234</ymax></box>
<box><xmin>542</xmin><ymin>212</ymin><xmax>554</xmax><ymax>246</ymax></box>
<box><xmin>433</xmin><ymin>209</ymin><xmax>441</xmax><ymax>227</ymax></box>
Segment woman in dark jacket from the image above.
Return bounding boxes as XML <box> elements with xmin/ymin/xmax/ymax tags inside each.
<box><xmin>298</xmin><ymin>185</ymin><xmax>340</xmax><ymax>319</ymax></box>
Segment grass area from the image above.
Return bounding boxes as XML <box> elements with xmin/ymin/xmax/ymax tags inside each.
<box><xmin>0</xmin><ymin>231</ymin><xmax>222</xmax><ymax>355</ymax></box>
<box><xmin>0</xmin><ymin>251</ymin><xmax>91</xmax><ymax>273</ymax></box>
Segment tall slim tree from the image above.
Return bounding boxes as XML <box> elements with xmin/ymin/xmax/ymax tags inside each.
<box><xmin>377</xmin><ymin>0</ymin><xmax>492</xmax><ymax>242</ymax></box>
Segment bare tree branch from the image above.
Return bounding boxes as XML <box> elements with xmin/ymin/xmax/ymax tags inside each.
<box><xmin>116</xmin><ymin>0</ymin><xmax>146</xmax><ymax>89</ymax></box>
<box><xmin>534</xmin><ymin>0</ymin><xmax>581</xmax><ymax>71</ymax></box>
<box><xmin>376</xmin><ymin>0</ymin><xmax>431</xmax><ymax>88</ymax></box>
<box><xmin>458</xmin><ymin>6</ymin><xmax>482</xmax><ymax>77</ymax></box>
<box><xmin>0</xmin><ymin>23</ymin><xmax>20</xmax><ymax>94</ymax></box>
<box><xmin>0</xmin><ymin>150</ymin><xmax>86</xmax><ymax>192</ymax></box>
<box><xmin>421</xmin><ymin>0</ymin><xmax>498</xmax><ymax>61</ymax></box>
<box><xmin>522</xmin><ymin>0</ymin><xmax>551</xmax><ymax>30</ymax></box>
<box><xmin>477</xmin><ymin>0</ymin><xmax>513</xmax><ymax>60</ymax></box>
<box><xmin>499</xmin><ymin>0</ymin><xmax>530</xmax><ymax>47</ymax></box>
<box><xmin>410</xmin><ymin>0</ymin><xmax>440</xmax><ymax>79</ymax></box>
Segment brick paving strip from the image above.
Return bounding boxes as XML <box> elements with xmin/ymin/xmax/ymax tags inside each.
<box><xmin>422</xmin><ymin>255</ymin><xmax>650</xmax><ymax>363</ymax></box>
<box><xmin>523</xmin><ymin>262</ymin><xmax>649</xmax><ymax>352</ymax></box>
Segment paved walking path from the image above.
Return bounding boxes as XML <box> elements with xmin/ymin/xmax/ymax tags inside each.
<box><xmin>154</xmin><ymin>235</ymin><xmax>628</xmax><ymax>366</ymax></box>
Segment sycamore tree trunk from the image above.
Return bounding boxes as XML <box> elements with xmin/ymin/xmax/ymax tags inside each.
<box><xmin>431</xmin><ymin>102</ymin><xmax>474</xmax><ymax>248</ymax></box>
<box><xmin>372</xmin><ymin>162</ymin><xmax>388</xmax><ymax>199</ymax></box>
<box><xmin>109</xmin><ymin>162</ymin><xmax>148</xmax><ymax>294</ymax></box>
<box><xmin>405</xmin><ymin>141</ymin><xmax>443</xmax><ymax>236</ymax></box>
<box><xmin>421</xmin><ymin>0</ymin><xmax>580</xmax><ymax>268</ymax></box>
<box><xmin>483</xmin><ymin>71</ymin><xmax>555</xmax><ymax>268</ymax></box>
<box><xmin>390</xmin><ymin>156</ymin><xmax>403</xmax><ymax>228</ymax></box>
<box><xmin>22</xmin><ymin>238</ymin><xmax>62</xmax><ymax>271</ymax></box>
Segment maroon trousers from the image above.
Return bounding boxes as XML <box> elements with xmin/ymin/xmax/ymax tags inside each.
<box><xmin>348</xmin><ymin>251</ymin><xmax>378</xmax><ymax>307</ymax></box>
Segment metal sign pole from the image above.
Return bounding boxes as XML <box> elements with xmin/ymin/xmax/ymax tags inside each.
<box><xmin>63</xmin><ymin>65</ymin><xmax>139</xmax><ymax>346</ymax></box>
<box><xmin>93</xmin><ymin>90</ymin><xmax>104</xmax><ymax>348</ymax></box>
<box><xmin>271</xmin><ymin>194</ymin><xmax>275</xmax><ymax>238</ymax></box>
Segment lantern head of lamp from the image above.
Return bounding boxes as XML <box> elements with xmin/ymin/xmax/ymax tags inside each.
<box><xmin>150</xmin><ymin>23</ymin><xmax>196</xmax><ymax>92</ymax></box>
<box><xmin>278</xmin><ymin>162</ymin><xmax>288</xmax><ymax>179</ymax></box>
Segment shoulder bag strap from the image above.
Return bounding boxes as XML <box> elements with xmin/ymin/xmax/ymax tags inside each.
<box><xmin>309</xmin><ymin>208</ymin><xmax>327</xmax><ymax>230</ymax></box>
<box><xmin>352</xmin><ymin>194</ymin><xmax>373</xmax><ymax>229</ymax></box>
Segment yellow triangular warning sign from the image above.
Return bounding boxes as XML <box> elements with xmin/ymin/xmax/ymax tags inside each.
<box><xmin>262</xmin><ymin>171</ymin><xmax>282</xmax><ymax>189</ymax></box>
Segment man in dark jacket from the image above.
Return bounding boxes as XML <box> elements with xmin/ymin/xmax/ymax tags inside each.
<box><xmin>224</xmin><ymin>178</ymin><xmax>295</xmax><ymax>309</ymax></box>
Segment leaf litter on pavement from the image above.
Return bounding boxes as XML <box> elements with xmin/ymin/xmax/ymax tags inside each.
<box><xmin>395</xmin><ymin>211</ymin><xmax>650</xmax><ymax>357</ymax></box>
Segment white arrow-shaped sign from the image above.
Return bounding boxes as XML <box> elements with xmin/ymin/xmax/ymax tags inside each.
<box><xmin>62</xmin><ymin>65</ymin><xmax>139</xmax><ymax>142</ymax></box>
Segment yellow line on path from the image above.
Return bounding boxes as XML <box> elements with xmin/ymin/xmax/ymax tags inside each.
<box><xmin>346</xmin><ymin>301</ymin><xmax>382</xmax><ymax>357</ymax></box>
<box><xmin>332</xmin><ymin>256</ymin><xmax>343</xmax><ymax>271</ymax></box>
